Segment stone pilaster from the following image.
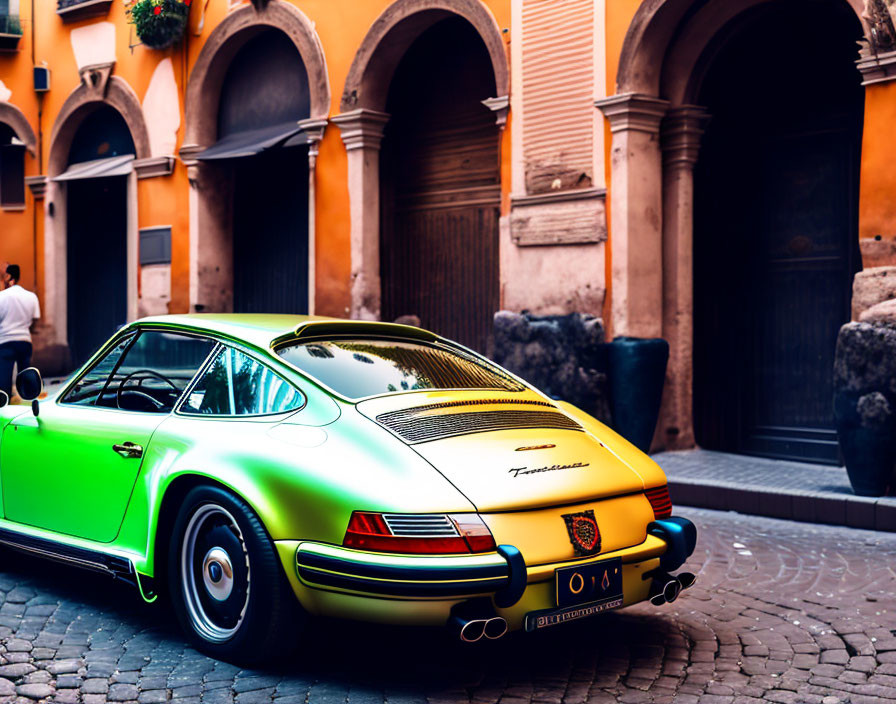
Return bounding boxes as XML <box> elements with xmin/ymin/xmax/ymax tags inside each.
<box><xmin>298</xmin><ymin>118</ymin><xmax>329</xmax><ymax>314</ymax></box>
<box><xmin>595</xmin><ymin>93</ymin><xmax>669</xmax><ymax>339</ymax></box>
<box><xmin>658</xmin><ymin>106</ymin><xmax>710</xmax><ymax>450</ymax></box>
<box><xmin>331</xmin><ymin>109</ymin><xmax>390</xmax><ymax>320</ymax></box>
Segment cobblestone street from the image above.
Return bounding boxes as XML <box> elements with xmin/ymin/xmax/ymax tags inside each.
<box><xmin>0</xmin><ymin>508</ymin><xmax>893</xmax><ymax>704</ymax></box>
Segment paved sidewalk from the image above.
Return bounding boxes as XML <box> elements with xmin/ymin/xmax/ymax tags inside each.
<box><xmin>655</xmin><ymin>448</ymin><xmax>896</xmax><ymax>533</ymax></box>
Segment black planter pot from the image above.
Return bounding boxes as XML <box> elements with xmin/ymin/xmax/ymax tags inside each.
<box><xmin>606</xmin><ymin>337</ymin><xmax>669</xmax><ymax>452</ymax></box>
<box><xmin>833</xmin><ymin>322</ymin><xmax>896</xmax><ymax>497</ymax></box>
<box><xmin>835</xmin><ymin>421</ymin><xmax>896</xmax><ymax>496</ymax></box>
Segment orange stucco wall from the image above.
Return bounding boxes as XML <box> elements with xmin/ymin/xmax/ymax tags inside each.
<box><xmin>600</xmin><ymin>0</ymin><xmax>641</xmax><ymax>335</ymax></box>
<box><xmin>0</xmin><ymin>0</ymin><xmax>39</xmax><ymax>293</ymax></box>
<box><xmin>859</xmin><ymin>80</ymin><xmax>896</xmax><ymax>245</ymax></box>
<box><xmin>0</xmin><ymin>0</ymin><xmax>510</xmax><ymax>325</ymax></box>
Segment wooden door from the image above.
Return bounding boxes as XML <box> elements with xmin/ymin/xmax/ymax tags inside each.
<box><xmin>66</xmin><ymin>177</ymin><xmax>127</xmax><ymax>369</ymax></box>
<box><xmin>232</xmin><ymin>147</ymin><xmax>309</xmax><ymax>314</ymax></box>
<box><xmin>380</xmin><ymin>17</ymin><xmax>500</xmax><ymax>354</ymax></box>
<box><xmin>741</xmin><ymin>129</ymin><xmax>858</xmax><ymax>462</ymax></box>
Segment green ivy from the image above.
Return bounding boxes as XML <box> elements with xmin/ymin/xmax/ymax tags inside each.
<box><xmin>127</xmin><ymin>0</ymin><xmax>190</xmax><ymax>50</ymax></box>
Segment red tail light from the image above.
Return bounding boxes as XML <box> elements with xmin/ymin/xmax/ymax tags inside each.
<box><xmin>343</xmin><ymin>512</ymin><xmax>497</xmax><ymax>554</ymax></box>
<box><xmin>645</xmin><ymin>485</ymin><xmax>673</xmax><ymax>518</ymax></box>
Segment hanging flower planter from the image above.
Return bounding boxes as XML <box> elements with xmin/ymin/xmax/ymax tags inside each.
<box><xmin>128</xmin><ymin>0</ymin><xmax>191</xmax><ymax>50</ymax></box>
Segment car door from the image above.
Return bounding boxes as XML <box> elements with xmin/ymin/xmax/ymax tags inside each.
<box><xmin>0</xmin><ymin>329</ymin><xmax>216</xmax><ymax>543</ymax></box>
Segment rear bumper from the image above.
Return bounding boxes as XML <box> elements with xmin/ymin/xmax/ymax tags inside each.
<box><xmin>294</xmin><ymin>542</ymin><xmax>513</xmax><ymax>598</ymax></box>
<box><xmin>279</xmin><ymin>516</ymin><xmax>697</xmax><ymax>628</ymax></box>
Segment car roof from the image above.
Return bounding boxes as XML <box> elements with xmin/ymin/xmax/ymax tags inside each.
<box><xmin>134</xmin><ymin>313</ymin><xmax>441</xmax><ymax>350</ymax></box>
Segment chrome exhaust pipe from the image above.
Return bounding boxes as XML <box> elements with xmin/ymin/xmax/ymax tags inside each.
<box><xmin>663</xmin><ymin>578</ymin><xmax>682</xmax><ymax>604</ymax></box>
<box><xmin>649</xmin><ymin>570</ymin><xmax>696</xmax><ymax>606</ymax></box>
<box><xmin>450</xmin><ymin>614</ymin><xmax>487</xmax><ymax>642</ymax></box>
<box><xmin>483</xmin><ymin>616</ymin><xmax>508</xmax><ymax>640</ymax></box>
<box><xmin>648</xmin><ymin>571</ymin><xmax>681</xmax><ymax>606</ymax></box>
<box><xmin>449</xmin><ymin>600</ymin><xmax>506</xmax><ymax>642</ymax></box>
<box><xmin>677</xmin><ymin>572</ymin><xmax>697</xmax><ymax>590</ymax></box>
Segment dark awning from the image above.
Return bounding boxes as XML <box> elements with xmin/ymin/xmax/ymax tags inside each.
<box><xmin>52</xmin><ymin>155</ymin><xmax>135</xmax><ymax>182</ymax></box>
<box><xmin>196</xmin><ymin>121</ymin><xmax>307</xmax><ymax>161</ymax></box>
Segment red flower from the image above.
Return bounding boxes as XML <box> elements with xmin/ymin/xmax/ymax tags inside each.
<box><xmin>153</xmin><ymin>5</ymin><xmax>161</xmax><ymax>14</ymax></box>
<box><xmin>184</xmin><ymin>0</ymin><xmax>191</xmax><ymax>5</ymax></box>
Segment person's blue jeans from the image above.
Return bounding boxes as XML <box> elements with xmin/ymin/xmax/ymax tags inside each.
<box><xmin>0</xmin><ymin>341</ymin><xmax>33</xmax><ymax>398</ymax></box>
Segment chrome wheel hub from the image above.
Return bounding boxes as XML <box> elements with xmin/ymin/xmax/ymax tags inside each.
<box><xmin>202</xmin><ymin>547</ymin><xmax>234</xmax><ymax>601</ymax></box>
<box><xmin>180</xmin><ymin>504</ymin><xmax>250</xmax><ymax>643</ymax></box>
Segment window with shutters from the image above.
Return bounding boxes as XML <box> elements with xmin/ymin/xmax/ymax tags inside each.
<box><xmin>521</xmin><ymin>0</ymin><xmax>595</xmax><ymax>194</ymax></box>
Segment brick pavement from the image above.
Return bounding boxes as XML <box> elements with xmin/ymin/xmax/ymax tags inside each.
<box><xmin>655</xmin><ymin>449</ymin><xmax>896</xmax><ymax>532</ymax></box>
<box><xmin>0</xmin><ymin>508</ymin><xmax>893</xmax><ymax>703</ymax></box>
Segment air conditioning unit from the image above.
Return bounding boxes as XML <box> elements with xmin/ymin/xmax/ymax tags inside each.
<box><xmin>33</xmin><ymin>66</ymin><xmax>50</xmax><ymax>93</ymax></box>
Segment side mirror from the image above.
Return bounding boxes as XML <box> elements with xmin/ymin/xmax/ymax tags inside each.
<box><xmin>0</xmin><ymin>390</ymin><xmax>7</xmax><ymax>408</ymax></box>
<box><xmin>16</xmin><ymin>367</ymin><xmax>42</xmax><ymax>417</ymax></box>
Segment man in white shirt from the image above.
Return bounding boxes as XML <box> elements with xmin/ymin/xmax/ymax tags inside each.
<box><xmin>0</xmin><ymin>264</ymin><xmax>41</xmax><ymax>398</ymax></box>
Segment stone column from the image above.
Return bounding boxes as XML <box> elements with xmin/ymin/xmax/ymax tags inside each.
<box><xmin>659</xmin><ymin>105</ymin><xmax>710</xmax><ymax>450</ymax></box>
<box><xmin>331</xmin><ymin>109</ymin><xmax>390</xmax><ymax>320</ymax></box>
<box><xmin>595</xmin><ymin>93</ymin><xmax>669</xmax><ymax>338</ymax></box>
<box><xmin>299</xmin><ymin>118</ymin><xmax>329</xmax><ymax>315</ymax></box>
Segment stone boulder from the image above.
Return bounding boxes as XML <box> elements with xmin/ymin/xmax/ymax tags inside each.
<box><xmin>834</xmin><ymin>322</ymin><xmax>896</xmax><ymax>403</ymax></box>
<box><xmin>859</xmin><ymin>298</ymin><xmax>896</xmax><ymax>325</ymax></box>
<box><xmin>493</xmin><ymin>310</ymin><xmax>611</xmax><ymax>423</ymax></box>
<box><xmin>852</xmin><ymin>266</ymin><xmax>896</xmax><ymax>320</ymax></box>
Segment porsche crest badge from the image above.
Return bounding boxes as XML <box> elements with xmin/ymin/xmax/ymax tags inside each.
<box><xmin>562</xmin><ymin>510</ymin><xmax>601</xmax><ymax>556</ymax></box>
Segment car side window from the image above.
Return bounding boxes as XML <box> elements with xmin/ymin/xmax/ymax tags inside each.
<box><xmin>180</xmin><ymin>346</ymin><xmax>304</xmax><ymax>416</ymax></box>
<box><xmin>95</xmin><ymin>331</ymin><xmax>217</xmax><ymax>413</ymax></box>
<box><xmin>60</xmin><ymin>333</ymin><xmax>136</xmax><ymax>406</ymax></box>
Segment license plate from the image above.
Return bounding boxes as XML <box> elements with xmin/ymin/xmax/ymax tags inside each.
<box><xmin>524</xmin><ymin>595</ymin><xmax>624</xmax><ymax>632</ymax></box>
<box><xmin>555</xmin><ymin>557</ymin><xmax>622</xmax><ymax>608</ymax></box>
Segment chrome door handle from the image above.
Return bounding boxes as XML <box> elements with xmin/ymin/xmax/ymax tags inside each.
<box><xmin>112</xmin><ymin>442</ymin><xmax>143</xmax><ymax>459</ymax></box>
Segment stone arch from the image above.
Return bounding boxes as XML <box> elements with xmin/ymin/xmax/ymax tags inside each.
<box><xmin>0</xmin><ymin>102</ymin><xmax>37</xmax><ymax>156</ymax></box>
<box><xmin>47</xmin><ymin>76</ymin><xmax>150</xmax><ymax>176</ymax></box>
<box><xmin>599</xmin><ymin>0</ymin><xmax>868</xmax><ymax>455</ymax></box>
<box><xmin>340</xmin><ymin>0</ymin><xmax>509</xmax><ymax>112</ymax></box>
<box><xmin>616</xmin><ymin>0</ymin><xmax>867</xmax><ymax>97</ymax></box>
<box><xmin>43</xmin><ymin>75</ymin><xmax>148</xmax><ymax>363</ymax></box>
<box><xmin>184</xmin><ymin>0</ymin><xmax>330</xmax><ymax>148</ymax></box>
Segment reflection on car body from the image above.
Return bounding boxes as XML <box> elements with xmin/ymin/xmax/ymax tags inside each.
<box><xmin>0</xmin><ymin>314</ymin><xmax>697</xmax><ymax>663</ymax></box>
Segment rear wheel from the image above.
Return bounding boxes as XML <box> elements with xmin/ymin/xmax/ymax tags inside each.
<box><xmin>167</xmin><ymin>485</ymin><xmax>302</xmax><ymax>663</ymax></box>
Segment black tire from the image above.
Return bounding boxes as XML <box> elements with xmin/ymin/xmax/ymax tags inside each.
<box><xmin>167</xmin><ymin>485</ymin><xmax>303</xmax><ymax>663</ymax></box>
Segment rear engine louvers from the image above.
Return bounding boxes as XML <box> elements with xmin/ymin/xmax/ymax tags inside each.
<box><xmin>376</xmin><ymin>400</ymin><xmax>582</xmax><ymax>444</ymax></box>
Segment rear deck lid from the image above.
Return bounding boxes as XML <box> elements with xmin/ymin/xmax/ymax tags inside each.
<box><xmin>358</xmin><ymin>392</ymin><xmax>648</xmax><ymax>511</ymax></box>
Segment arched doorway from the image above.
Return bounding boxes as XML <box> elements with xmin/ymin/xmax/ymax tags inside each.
<box><xmin>379</xmin><ymin>16</ymin><xmax>500</xmax><ymax>352</ymax></box>
<box><xmin>59</xmin><ymin>105</ymin><xmax>136</xmax><ymax>367</ymax></box>
<box><xmin>601</xmin><ymin>0</ymin><xmax>868</xmax><ymax>460</ymax></box>
<box><xmin>692</xmin><ymin>0</ymin><xmax>864</xmax><ymax>463</ymax></box>
<box><xmin>182</xmin><ymin>1</ymin><xmax>330</xmax><ymax>316</ymax></box>
<box><xmin>197</xmin><ymin>30</ymin><xmax>311</xmax><ymax>314</ymax></box>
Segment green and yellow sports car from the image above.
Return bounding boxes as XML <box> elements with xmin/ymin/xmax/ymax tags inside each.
<box><xmin>0</xmin><ymin>315</ymin><xmax>696</xmax><ymax>661</ymax></box>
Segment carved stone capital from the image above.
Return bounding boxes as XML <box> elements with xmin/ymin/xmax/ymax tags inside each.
<box><xmin>178</xmin><ymin>143</ymin><xmax>203</xmax><ymax>168</ymax></box>
<box><xmin>595</xmin><ymin>93</ymin><xmax>669</xmax><ymax>134</ymax></box>
<box><xmin>481</xmin><ymin>95</ymin><xmax>510</xmax><ymax>129</ymax></box>
<box><xmin>331</xmin><ymin>109</ymin><xmax>390</xmax><ymax>151</ymax></box>
<box><xmin>661</xmin><ymin>106</ymin><xmax>711</xmax><ymax>169</ymax></box>
<box><xmin>298</xmin><ymin>117</ymin><xmax>329</xmax><ymax>163</ymax></box>
<box><xmin>25</xmin><ymin>175</ymin><xmax>47</xmax><ymax>199</ymax></box>
<box><xmin>134</xmin><ymin>156</ymin><xmax>175</xmax><ymax>180</ymax></box>
<box><xmin>78</xmin><ymin>62</ymin><xmax>115</xmax><ymax>99</ymax></box>
<box><xmin>857</xmin><ymin>47</ymin><xmax>896</xmax><ymax>84</ymax></box>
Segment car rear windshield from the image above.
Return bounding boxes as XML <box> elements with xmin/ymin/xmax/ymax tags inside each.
<box><xmin>275</xmin><ymin>339</ymin><xmax>525</xmax><ymax>399</ymax></box>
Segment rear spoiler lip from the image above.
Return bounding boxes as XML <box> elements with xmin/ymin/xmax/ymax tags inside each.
<box><xmin>271</xmin><ymin>320</ymin><xmax>442</xmax><ymax>348</ymax></box>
